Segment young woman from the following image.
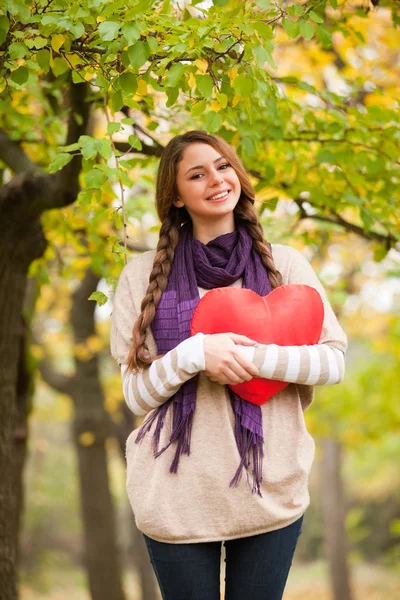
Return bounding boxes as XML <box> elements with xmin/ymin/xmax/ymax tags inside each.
<box><xmin>110</xmin><ymin>130</ymin><xmax>347</xmax><ymax>600</ymax></box>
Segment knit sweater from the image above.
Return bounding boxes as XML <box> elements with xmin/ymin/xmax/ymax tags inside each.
<box><xmin>110</xmin><ymin>243</ymin><xmax>348</xmax><ymax>543</ymax></box>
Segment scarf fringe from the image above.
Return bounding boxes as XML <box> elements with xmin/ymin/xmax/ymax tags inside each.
<box><xmin>135</xmin><ymin>400</ymin><xmax>195</xmax><ymax>474</ymax></box>
<box><xmin>229</xmin><ymin>397</ymin><xmax>264</xmax><ymax>497</ymax></box>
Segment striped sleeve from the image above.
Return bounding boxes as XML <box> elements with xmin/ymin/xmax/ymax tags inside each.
<box><xmin>120</xmin><ymin>333</ymin><xmax>207</xmax><ymax>416</ymax></box>
<box><xmin>235</xmin><ymin>343</ymin><xmax>345</xmax><ymax>386</ymax></box>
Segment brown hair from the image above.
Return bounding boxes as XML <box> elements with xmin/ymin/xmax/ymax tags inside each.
<box><xmin>127</xmin><ymin>130</ymin><xmax>282</xmax><ymax>372</ymax></box>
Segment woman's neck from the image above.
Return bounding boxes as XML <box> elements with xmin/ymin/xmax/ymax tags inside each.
<box><xmin>192</xmin><ymin>215</ymin><xmax>236</xmax><ymax>244</ymax></box>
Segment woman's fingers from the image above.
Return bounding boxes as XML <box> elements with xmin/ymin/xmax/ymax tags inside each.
<box><xmin>226</xmin><ymin>333</ymin><xmax>258</xmax><ymax>346</ymax></box>
<box><xmin>233</xmin><ymin>351</ymin><xmax>260</xmax><ymax>378</ymax></box>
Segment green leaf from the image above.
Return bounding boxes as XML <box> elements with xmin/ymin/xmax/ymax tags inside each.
<box><xmin>128</xmin><ymin>135</ymin><xmax>143</xmax><ymax>150</ymax></box>
<box><xmin>216</xmin><ymin>92</ymin><xmax>228</xmax><ymax>108</ymax></box>
<box><xmin>112</xmin><ymin>91</ymin><xmax>124</xmax><ymax>112</ymax></box>
<box><xmin>232</xmin><ymin>74</ymin><xmax>254</xmax><ymax>96</ymax></box>
<box><xmin>107</xmin><ymin>122</ymin><xmax>121</xmax><ymax>135</ymax></box>
<box><xmin>0</xmin><ymin>15</ymin><xmax>9</xmax><ymax>45</ymax></box>
<box><xmin>52</xmin><ymin>57</ymin><xmax>70</xmax><ymax>76</ymax></box>
<box><xmin>58</xmin><ymin>142</ymin><xmax>81</xmax><ymax>152</ymax></box>
<box><xmin>98</xmin><ymin>21</ymin><xmax>121</xmax><ymax>42</ymax></box>
<box><xmin>33</xmin><ymin>36</ymin><xmax>49</xmax><ymax>49</ymax></box>
<box><xmin>329</xmin><ymin>0</ymin><xmax>338</xmax><ymax>8</ymax></box>
<box><xmin>96</xmin><ymin>139</ymin><xmax>113</xmax><ymax>160</ymax></box>
<box><xmin>118</xmin><ymin>72</ymin><xmax>138</xmax><ymax>95</ymax></box>
<box><xmin>191</xmin><ymin>99</ymin><xmax>207</xmax><ymax>117</ymax></box>
<box><xmin>166</xmin><ymin>86</ymin><xmax>179</xmax><ymax>107</ymax></box>
<box><xmin>121</xmin><ymin>23</ymin><xmax>141</xmax><ymax>45</ymax></box>
<box><xmin>88</xmin><ymin>291</ymin><xmax>109</xmax><ymax>306</ymax></box>
<box><xmin>79</xmin><ymin>136</ymin><xmax>98</xmax><ymax>160</ymax></box>
<box><xmin>127</xmin><ymin>41</ymin><xmax>150</xmax><ymax>69</ymax></box>
<box><xmin>287</xmin><ymin>4</ymin><xmax>303</xmax><ymax>17</ymax></box>
<box><xmin>36</xmin><ymin>49</ymin><xmax>50</xmax><ymax>72</ymax></box>
<box><xmin>70</xmin><ymin>22</ymin><xmax>85</xmax><ymax>40</ymax></box>
<box><xmin>253</xmin><ymin>22</ymin><xmax>273</xmax><ymax>39</ymax></box>
<box><xmin>85</xmin><ymin>169</ymin><xmax>107</xmax><ymax>188</ymax></box>
<box><xmin>196</xmin><ymin>74</ymin><xmax>213</xmax><ymax>98</ymax></box>
<box><xmin>317</xmin><ymin>24</ymin><xmax>332</xmax><ymax>48</ymax></box>
<box><xmin>9</xmin><ymin>42</ymin><xmax>27</xmax><ymax>59</ymax></box>
<box><xmin>47</xmin><ymin>153</ymin><xmax>73</xmax><ymax>173</ymax></box>
<box><xmin>164</xmin><ymin>63</ymin><xmax>185</xmax><ymax>87</ymax></box>
<box><xmin>309</xmin><ymin>11</ymin><xmax>324</xmax><ymax>24</ymax></box>
<box><xmin>252</xmin><ymin>45</ymin><xmax>269</xmax><ymax>68</ymax></box>
<box><xmin>360</xmin><ymin>206</ymin><xmax>375</xmax><ymax>232</ymax></box>
<box><xmin>300</xmin><ymin>21</ymin><xmax>315</xmax><ymax>41</ymax></box>
<box><xmin>264</xmin><ymin>43</ymin><xmax>277</xmax><ymax>69</ymax></box>
<box><xmin>147</xmin><ymin>35</ymin><xmax>158</xmax><ymax>53</ymax></box>
<box><xmin>282</xmin><ymin>18</ymin><xmax>300</xmax><ymax>40</ymax></box>
<box><xmin>10</xmin><ymin>66</ymin><xmax>29</xmax><ymax>85</ymax></box>
<box><xmin>316</xmin><ymin>149</ymin><xmax>336</xmax><ymax>165</ymax></box>
<box><xmin>205</xmin><ymin>110</ymin><xmax>223</xmax><ymax>133</ymax></box>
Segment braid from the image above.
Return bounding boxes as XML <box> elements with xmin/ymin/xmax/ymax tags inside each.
<box><xmin>236</xmin><ymin>202</ymin><xmax>282</xmax><ymax>289</ymax></box>
<box><xmin>127</xmin><ymin>213</ymin><xmax>180</xmax><ymax>373</ymax></box>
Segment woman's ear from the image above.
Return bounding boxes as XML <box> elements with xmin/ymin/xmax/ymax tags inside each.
<box><xmin>172</xmin><ymin>197</ymin><xmax>185</xmax><ymax>208</ymax></box>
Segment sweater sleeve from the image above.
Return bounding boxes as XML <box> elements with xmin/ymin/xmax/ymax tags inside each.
<box><xmin>120</xmin><ymin>334</ymin><xmax>206</xmax><ymax>416</ymax></box>
<box><xmin>231</xmin><ymin>245</ymin><xmax>348</xmax><ymax>387</ymax></box>
<box><xmin>234</xmin><ymin>343</ymin><xmax>345</xmax><ymax>386</ymax></box>
<box><xmin>110</xmin><ymin>259</ymin><xmax>206</xmax><ymax>416</ymax></box>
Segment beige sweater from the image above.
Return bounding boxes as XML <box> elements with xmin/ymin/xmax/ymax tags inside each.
<box><xmin>110</xmin><ymin>244</ymin><xmax>348</xmax><ymax>543</ymax></box>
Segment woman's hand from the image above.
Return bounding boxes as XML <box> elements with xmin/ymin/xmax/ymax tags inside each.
<box><xmin>203</xmin><ymin>333</ymin><xmax>259</xmax><ymax>385</ymax></box>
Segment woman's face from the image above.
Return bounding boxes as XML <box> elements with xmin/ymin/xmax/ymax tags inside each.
<box><xmin>173</xmin><ymin>143</ymin><xmax>241</xmax><ymax>229</ymax></box>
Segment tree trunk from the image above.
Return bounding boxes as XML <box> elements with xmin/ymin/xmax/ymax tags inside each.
<box><xmin>70</xmin><ymin>269</ymin><xmax>126</xmax><ymax>600</ymax></box>
<box><xmin>0</xmin><ymin>205</ymin><xmax>46</xmax><ymax>598</ymax></box>
<box><xmin>114</xmin><ymin>404</ymin><xmax>159</xmax><ymax>600</ymax></box>
<box><xmin>13</xmin><ymin>277</ymin><xmax>40</xmax><ymax>569</ymax></box>
<box><xmin>320</xmin><ymin>438</ymin><xmax>353</xmax><ymax>600</ymax></box>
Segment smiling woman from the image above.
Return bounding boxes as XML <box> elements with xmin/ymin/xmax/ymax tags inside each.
<box><xmin>110</xmin><ymin>130</ymin><xmax>347</xmax><ymax>600</ymax></box>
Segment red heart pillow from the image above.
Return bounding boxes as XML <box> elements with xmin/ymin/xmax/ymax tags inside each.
<box><xmin>190</xmin><ymin>285</ymin><xmax>324</xmax><ymax>406</ymax></box>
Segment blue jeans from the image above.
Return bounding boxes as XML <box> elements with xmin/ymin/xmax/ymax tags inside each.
<box><xmin>143</xmin><ymin>515</ymin><xmax>304</xmax><ymax>600</ymax></box>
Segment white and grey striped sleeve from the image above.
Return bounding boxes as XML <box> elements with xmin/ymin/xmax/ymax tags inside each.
<box><xmin>120</xmin><ymin>333</ymin><xmax>207</xmax><ymax>416</ymax></box>
<box><xmin>235</xmin><ymin>343</ymin><xmax>345</xmax><ymax>386</ymax></box>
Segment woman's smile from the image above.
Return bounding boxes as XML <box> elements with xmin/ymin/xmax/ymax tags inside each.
<box><xmin>206</xmin><ymin>189</ymin><xmax>231</xmax><ymax>202</ymax></box>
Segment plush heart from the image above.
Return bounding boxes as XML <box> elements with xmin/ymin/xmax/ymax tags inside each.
<box><xmin>190</xmin><ymin>285</ymin><xmax>324</xmax><ymax>406</ymax></box>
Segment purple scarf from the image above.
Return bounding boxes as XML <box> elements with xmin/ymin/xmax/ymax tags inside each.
<box><xmin>135</xmin><ymin>221</ymin><xmax>272</xmax><ymax>496</ymax></box>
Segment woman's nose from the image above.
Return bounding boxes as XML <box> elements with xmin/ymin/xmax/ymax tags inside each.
<box><xmin>209</xmin><ymin>169</ymin><xmax>224</xmax><ymax>185</ymax></box>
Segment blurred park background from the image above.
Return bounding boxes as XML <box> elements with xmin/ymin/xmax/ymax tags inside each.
<box><xmin>0</xmin><ymin>0</ymin><xmax>399</xmax><ymax>599</ymax></box>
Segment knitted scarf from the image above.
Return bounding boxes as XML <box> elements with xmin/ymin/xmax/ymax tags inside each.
<box><xmin>135</xmin><ymin>221</ymin><xmax>272</xmax><ymax>496</ymax></box>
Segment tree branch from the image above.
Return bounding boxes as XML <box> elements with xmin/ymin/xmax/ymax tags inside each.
<box><xmin>38</xmin><ymin>359</ymin><xmax>74</xmax><ymax>395</ymax></box>
<box><xmin>295</xmin><ymin>198</ymin><xmax>399</xmax><ymax>249</ymax></box>
<box><xmin>114</xmin><ymin>140</ymin><xmax>163</xmax><ymax>158</ymax></box>
<box><xmin>0</xmin><ymin>130</ymin><xmax>38</xmax><ymax>174</ymax></box>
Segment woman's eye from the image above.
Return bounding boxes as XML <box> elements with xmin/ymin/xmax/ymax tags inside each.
<box><xmin>190</xmin><ymin>164</ymin><xmax>230</xmax><ymax>179</ymax></box>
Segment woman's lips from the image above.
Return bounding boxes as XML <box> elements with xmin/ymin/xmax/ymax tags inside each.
<box><xmin>206</xmin><ymin>190</ymin><xmax>231</xmax><ymax>202</ymax></box>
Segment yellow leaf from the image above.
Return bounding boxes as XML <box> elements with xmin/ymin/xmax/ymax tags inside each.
<box><xmin>84</xmin><ymin>69</ymin><xmax>95</xmax><ymax>81</ymax></box>
<box><xmin>232</xmin><ymin>132</ymin><xmax>240</xmax><ymax>146</ymax></box>
<box><xmin>65</xmin><ymin>54</ymin><xmax>84</xmax><ymax>67</ymax></box>
<box><xmin>232</xmin><ymin>93</ymin><xmax>241</xmax><ymax>107</ymax></box>
<box><xmin>79</xmin><ymin>431</ymin><xmax>96</xmax><ymax>446</ymax></box>
<box><xmin>97</xmin><ymin>16</ymin><xmax>106</xmax><ymax>23</ymax></box>
<box><xmin>52</xmin><ymin>34</ymin><xmax>66</xmax><ymax>53</ymax></box>
<box><xmin>227</xmin><ymin>67</ymin><xmax>238</xmax><ymax>82</ymax></box>
<box><xmin>74</xmin><ymin>343</ymin><xmax>92</xmax><ymax>361</ymax></box>
<box><xmin>86</xmin><ymin>335</ymin><xmax>103</xmax><ymax>353</ymax></box>
<box><xmin>188</xmin><ymin>72</ymin><xmax>196</xmax><ymax>88</ymax></box>
<box><xmin>195</xmin><ymin>59</ymin><xmax>208</xmax><ymax>73</ymax></box>
<box><xmin>189</xmin><ymin>39</ymin><xmax>195</xmax><ymax>48</ymax></box>
<box><xmin>210</xmin><ymin>100</ymin><xmax>222</xmax><ymax>112</ymax></box>
<box><xmin>137</xmin><ymin>79</ymin><xmax>147</xmax><ymax>95</ymax></box>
